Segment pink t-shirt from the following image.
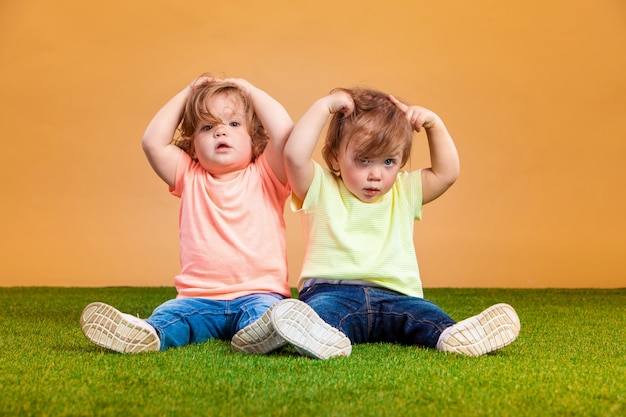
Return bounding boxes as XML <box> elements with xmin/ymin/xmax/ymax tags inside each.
<box><xmin>169</xmin><ymin>152</ymin><xmax>291</xmax><ymax>300</ymax></box>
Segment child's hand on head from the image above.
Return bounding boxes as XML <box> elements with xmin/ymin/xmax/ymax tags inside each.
<box><xmin>389</xmin><ymin>95</ymin><xmax>439</xmax><ymax>132</ymax></box>
<box><xmin>326</xmin><ymin>90</ymin><xmax>355</xmax><ymax>116</ymax></box>
<box><xmin>223</xmin><ymin>78</ymin><xmax>254</xmax><ymax>94</ymax></box>
<box><xmin>190</xmin><ymin>75</ymin><xmax>223</xmax><ymax>88</ymax></box>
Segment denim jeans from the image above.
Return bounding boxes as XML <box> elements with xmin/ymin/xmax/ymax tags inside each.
<box><xmin>145</xmin><ymin>293</ymin><xmax>284</xmax><ymax>350</ymax></box>
<box><xmin>298</xmin><ymin>284</ymin><xmax>456</xmax><ymax>348</ymax></box>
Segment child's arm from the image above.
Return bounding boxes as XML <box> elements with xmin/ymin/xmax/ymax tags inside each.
<box><xmin>141</xmin><ymin>85</ymin><xmax>192</xmax><ymax>188</ymax></box>
<box><xmin>285</xmin><ymin>91</ymin><xmax>354</xmax><ymax>202</ymax></box>
<box><xmin>226</xmin><ymin>78</ymin><xmax>293</xmax><ymax>185</ymax></box>
<box><xmin>390</xmin><ymin>96</ymin><xmax>460</xmax><ymax>204</ymax></box>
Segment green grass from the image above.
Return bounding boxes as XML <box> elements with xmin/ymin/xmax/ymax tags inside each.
<box><xmin>0</xmin><ymin>287</ymin><xmax>624</xmax><ymax>416</ymax></box>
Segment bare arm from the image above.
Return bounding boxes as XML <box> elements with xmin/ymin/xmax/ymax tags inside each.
<box><xmin>285</xmin><ymin>91</ymin><xmax>354</xmax><ymax>201</ymax></box>
<box><xmin>226</xmin><ymin>78</ymin><xmax>293</xmax><ymax>185</ymax></box>
<box><xmin>390</xmin><ymin>96</ymin><xmax>460</xmax><ymax>204</ymax></box>
<box><xmin>141</xmin><ymin>86</ymin><xmax>191</xmax><ymax>188</ymax></box>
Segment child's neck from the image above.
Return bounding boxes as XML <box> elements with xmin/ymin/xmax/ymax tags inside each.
<box><xmin>208</xmin><ymin>167</ymin><xmax>246</xmax><ymax>182</ymax></box>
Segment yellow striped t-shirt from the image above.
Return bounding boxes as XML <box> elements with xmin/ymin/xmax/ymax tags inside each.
<box><xmin>291</xmin><ymin>162</ymin><xmax>424</xmax><ymax>298</ymax></box>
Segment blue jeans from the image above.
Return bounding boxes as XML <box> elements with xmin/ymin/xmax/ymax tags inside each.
<box><xmin>298</xmin><ymin>284</ymin><xmax>456</xmax><ymax>348</ymax></box>
<box><xmin>145</xmin><ymin>293</ymin><xmax>284</xmax><ymax>350</ymax></box>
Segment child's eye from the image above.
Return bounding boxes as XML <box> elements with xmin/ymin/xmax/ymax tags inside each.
<box><xmin>201</xmin><ymin>125</ymin><xmax>213</xmax><ymax>131</ymax></box>
<box><xmin>384</xmin><ymin>159</ymin><xmax>396</xmax><ymax>166</ymax></box>
<box><xmin>229</xmin><ymin>121</ymin><xmax>240</xmax><ymax>127</ymax></box>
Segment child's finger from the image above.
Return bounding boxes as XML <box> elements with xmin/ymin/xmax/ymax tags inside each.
<box><xmin>389</xmin><ymin>95</ymin><xmax>408</xmax><ymax>112</ymax></box>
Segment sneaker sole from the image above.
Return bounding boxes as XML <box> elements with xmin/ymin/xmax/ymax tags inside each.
<box><xmin>231</xmin><ymin>305</ymin><xmax>287</xmax><ymax>354</ymax></box>
<box><xmin>439</xmin><ymin>303</ymin><xmax>520</xmax><ymax>356</ymax></box>
<box><xmin>271</xmin><ymin>299</ymin><xmax>351</xmax><ymax>360</ymax></box>
<box><xmin>80</xmin><ymin>302</ymin><xmax>160</xmax><ymax>353</ymax></box>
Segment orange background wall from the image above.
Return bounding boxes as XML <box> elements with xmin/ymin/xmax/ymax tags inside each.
<box><xmin>1</xmin><ymin>0</ymin><xmax>624</xmax><ymax>288</ymax></box>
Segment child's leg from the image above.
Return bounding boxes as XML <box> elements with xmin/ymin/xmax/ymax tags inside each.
<box><xmin>145</xmin><ymin>298</ymin><xmax>236</xmax><ymax>349</ymax></box>
<box><xmin>298</xmin><ymin>285</ymin><xmax>520</xmax><ymax>356</ymax></box>
<box><xmin>81</xmin><ymin>296</ymin><xmax>289</xmax><ymax>352</ymax></box>
<box><xmin>367</xmin><ymin>290</ymin><xmax>457</xmax><ymax>347</ymax></box>
<box><xmin>362</xmin><ymin>289</ymin><xmax>520</xmax><ymax>355</ymax></box>
<box><xmin>300</xmin><ymin>284</ymin><xmax>456</xmax><ymax>347</ymax></box>
<box><xmin>80</xmin><ymin>302</ymin><xmax>160</xmax><ymax>353</ymax></box>
<box><xmin>437</xmin><ymin>303</ymin><xmax>520</xmax><ymax>356</ymax></box>
<box><xmin>298</xmin><ymin>283</ymin><xmax>383</xmax><ymax>344</ymax></box>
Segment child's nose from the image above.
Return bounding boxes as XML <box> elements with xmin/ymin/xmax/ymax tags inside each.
<box><xmin>213</xmin><ymin>125</ymin><xmax>226</xmax><ymax>136</ymax></box>
<box><xmin>368</xmin><ymin>167</ymin><xmax>382</xmax><ymax>180</ymax></box>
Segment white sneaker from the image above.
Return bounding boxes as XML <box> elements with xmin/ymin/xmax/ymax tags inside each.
<box><xmin>271</xmin><ymin>299</ymin><xmax>351</xmax><ymax>360</ymax></box>
<box><xmin>437</xmin><ymin>303</ymin><xmax>520</xmax><ymax>356</ymax></box>
<box><xmin>231</xmin><ymin>304</ymin><xmax>287</xmax><ymax>354</ymax></box>
<box><xmin>80</xmin><ymin>302</ymin><xmax>160</xmax><ymax>353</ymax></box>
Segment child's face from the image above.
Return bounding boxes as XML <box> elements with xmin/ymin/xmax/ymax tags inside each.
<box><xmin>337</xmin><ymin>140</ymin><xmax>402</xmax><ymax>203</ymax></box>
<box><xmin>194</xmin><ymin>93</ymin><xmax>253</xmax><ymax>179</ymax></box>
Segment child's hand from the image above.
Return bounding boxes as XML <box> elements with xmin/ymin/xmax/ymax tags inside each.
<box><xmin>325</xmin><ymin>90</ymin><xmax>355</xmax><ymax>116</ymax></box>
<box><xmin>190</xmin><ymin>75</ymin><xmax>222</xmax><ymax>89</ymax></box>
<box><xmin>223</xmin><ymin>78</ymin><xmax>254</xmax><ymax>94</ymax></box>
<box><xmin>389</xmin><ymin>95</ymin><xmax>439</xmax><ymax>132</ymax></box>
